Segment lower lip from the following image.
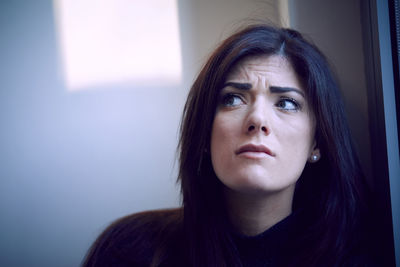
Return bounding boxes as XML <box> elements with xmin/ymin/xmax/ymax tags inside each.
<box><xmin>238</xmin><ymin>151</ymin><xmax>271</xmax><ymax>159</ymax></box>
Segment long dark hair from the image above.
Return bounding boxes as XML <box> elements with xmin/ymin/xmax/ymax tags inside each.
<box><xmin>178</xmin><ymin>24</ymin><xmax>367</xmax><ymax>266</ymax></box>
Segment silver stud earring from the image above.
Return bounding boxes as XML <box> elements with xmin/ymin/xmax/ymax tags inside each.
<box><xmin>311</xmin><ymin>155</ymin><xmax>318</xmax><ymax>162</ymax></box>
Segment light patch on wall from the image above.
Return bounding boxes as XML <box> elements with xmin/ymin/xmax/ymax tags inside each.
<box><xmin>53</xmin><ymin>0</ymin><xmax>182</xmax><ymax>91</ymax></box>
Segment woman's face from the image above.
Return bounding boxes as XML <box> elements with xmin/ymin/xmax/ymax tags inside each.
<box><xmin>210</xmin><ymin>55</ymin><xmax>316</xmax><ymax>196</ymax></box>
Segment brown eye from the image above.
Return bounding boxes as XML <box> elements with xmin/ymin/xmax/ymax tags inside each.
<box><xmin>276</xmin><ymin>97</ymin><xmax>300</xmax><ymax>111</ymax></box>
<box><xmin>221</xmin><ymin>93</ymin><xmax>244</xmax><ymax>107</ymax></box>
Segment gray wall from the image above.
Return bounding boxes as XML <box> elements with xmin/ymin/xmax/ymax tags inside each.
<box><xmin>0</xmin><ymin>1</ymin><xmax>279</xmax><ymax>266</ymax></box>
<box><xmin>0</xmin><ymin>1</ymin><xmax>182</xmax><ymax>266</ymax></box>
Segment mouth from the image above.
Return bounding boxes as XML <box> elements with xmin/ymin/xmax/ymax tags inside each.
<box><xmin>236</xmin><ymin>144</ymin><xmax>275</xmax><ymax>157</ymax></box>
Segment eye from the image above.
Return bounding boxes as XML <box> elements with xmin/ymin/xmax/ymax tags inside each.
<box><xmin>276</xmin><ymin>97</ymin><xmax>300</xmax><ymax>112</ymax></box>
<box><xmin>221</xmin><ymin>93</ymin><xmax>245</xmax><ymax>107</ymax></box>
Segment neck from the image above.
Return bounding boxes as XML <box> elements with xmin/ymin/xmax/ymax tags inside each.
<box><xmin>224</xmin><ymin>186</ymin><xmax>295</xmax><ymax>236</ymax></box>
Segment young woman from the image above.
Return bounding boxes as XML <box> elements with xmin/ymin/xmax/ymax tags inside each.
<box><xmin>83</xmin><ymin>24</ymin><xmax>374</xmax><ymax>266</ymax></box>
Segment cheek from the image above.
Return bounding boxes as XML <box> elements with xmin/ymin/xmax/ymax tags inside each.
<box><xmin>210</xmin><ymin>114</ymin><xmax>239</xmax><ymax>172</ymax></box>
<box><xmin>274</xmin><ymin>116</ymin><xmax>314</xmax><ymax>151</ymax></box>
<box><xmin>273</xmin><ymin>122</ymin><xmax>314</xmax><ymax>181</ymax></box>
<box><xmin>211</xmin><ymin>112</ymin><xmax>242</xmax><ymax>145</ymax></box>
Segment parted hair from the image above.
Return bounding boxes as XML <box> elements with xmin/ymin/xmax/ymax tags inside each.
<box><xmin>178</xmin><ymin>24</ymin><xmax>368</xmax><ymax>266</ymax></box>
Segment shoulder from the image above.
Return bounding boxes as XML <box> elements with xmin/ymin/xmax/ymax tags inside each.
<box><xmin>83</xmin><ymin>208</ymin><xmax>183</xmax><ymax>267</ymax></box>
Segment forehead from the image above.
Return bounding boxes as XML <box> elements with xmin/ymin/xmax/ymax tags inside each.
<box><xmin>226</xmin><ymin>55</ymin><xmax>302</xmax><ymax>88</ymax></box>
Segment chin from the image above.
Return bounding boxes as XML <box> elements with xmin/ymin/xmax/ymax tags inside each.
<box><xmin>223</xmin><ymin>174</ymin><xmax>293</xmax><ymax>195</ymax></box>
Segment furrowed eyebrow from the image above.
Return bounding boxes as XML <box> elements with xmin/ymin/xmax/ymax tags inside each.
<box><xmin>270</xmin><ymin>86</ymin><xmax>304</xmax><ymax>97</ymax></box>
<box><xmin>223</xmin><ymin>82</ymin><xmax>252</xmax><ymax>90</ymax></box>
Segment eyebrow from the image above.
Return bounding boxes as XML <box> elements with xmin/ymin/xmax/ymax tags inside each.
<box><xmin>223</xmin><ymin>82</ymin><xmax>252</xmax><ymax>90</ymax></box>
<box><xmin>270</xmin><ymin>86</ymin><xmax>304</xmax><ymax>97</ymax></box>
<box><xmin>223</xmin><ymin>82</ymin><xmax>304</xmax><ymax>97</ymax></box>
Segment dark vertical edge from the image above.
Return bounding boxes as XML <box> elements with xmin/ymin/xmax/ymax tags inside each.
<box><xmin>360</xmin><ymin>0</ymin><xmax>396</xmax><ymax>265</ymax></box>
<box><xmin>389</xmin><ymin>0</ymin><xmax>400</xmax><ymax>160</ymax></box>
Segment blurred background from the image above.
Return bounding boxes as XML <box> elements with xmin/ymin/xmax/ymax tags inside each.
<box><xmin>0</xmin><ymin>0</ymin><xmax>398</xmax><ymax>266</ymax></box>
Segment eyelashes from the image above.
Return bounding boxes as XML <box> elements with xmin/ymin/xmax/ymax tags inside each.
<box><xmin>219</xmin><ymin>93</ymin><xmax>302</xmax><ymax>112</ymax></box>
<box><xmin>220</xmin><ymin>93</ymin><xmax>245</xmax><ymax>107</ymax></box>
<box><xmin>275</xmin><ymin>97</ymin><xmax>301</xmax><ymax>112</ymax></box>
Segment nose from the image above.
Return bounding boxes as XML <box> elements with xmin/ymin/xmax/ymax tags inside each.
<box><xmin>245</xmin><ymin>101</ymin><xmax>270</xmax><ymax>135</ymax></box>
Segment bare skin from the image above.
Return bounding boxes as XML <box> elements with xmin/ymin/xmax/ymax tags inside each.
<box><xmin>210</xmin><ymin>55</ymin><xmax>320</xmax><ymax>236</ymax></box>
<box><xmin>224</xmin><ymin>186</ymin><xmax>295</xmax><ymax>236</ymax></box>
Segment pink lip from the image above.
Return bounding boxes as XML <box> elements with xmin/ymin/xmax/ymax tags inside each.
<box><xmin>236</xmin><ymin>144</ymin><xmax>275</xmax><ymax>157</ymax></box>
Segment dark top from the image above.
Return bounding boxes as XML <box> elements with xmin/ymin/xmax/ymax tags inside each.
<box><xmin>231</xmin><ymin>212</ymin><xmax>300</xmax><ymax>266</ymax></box>
<box><xmin>83</xmin><ymin>208</ymin><xmax>377</xmax><ymax>267</ymax></box>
